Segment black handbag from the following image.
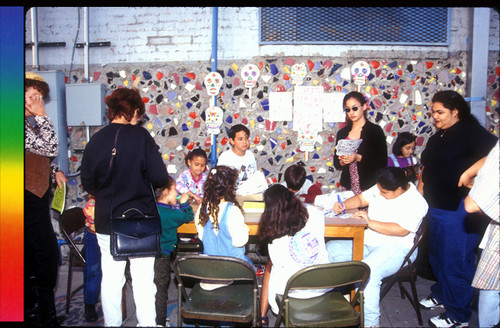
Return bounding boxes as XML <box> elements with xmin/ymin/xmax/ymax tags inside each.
<box><xmin>108</xmin><ymin>126</ymin><xmax>161</xmax><ymax>258</ymax></box>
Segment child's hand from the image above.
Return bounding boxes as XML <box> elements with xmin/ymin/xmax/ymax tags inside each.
<box><xmin>179</xmin><ymin>192</ymin><xmax>190</xmax><ymax>204</ymax></box>
<box><xmin>353</xmin><ymin>210</ymin><xmax>369</xmax><ymax>224</ymax></box>
<box><xmin>191</xmin><ymin>194</ymin><xmax>203</xmax><ymax>204</ymax></box>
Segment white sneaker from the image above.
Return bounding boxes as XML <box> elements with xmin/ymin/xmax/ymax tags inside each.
<box><xmin>419</xmin><ymin>295</ymin><xmax>444</xmax><ymax>310</ymax></box>
<box><xmin>429</xmin><ymin>313</ymin><xmax>469</xmax><ymax>328</ymax></box>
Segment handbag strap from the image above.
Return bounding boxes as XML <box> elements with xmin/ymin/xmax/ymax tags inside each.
<box><xmin>108</xmin><ymin>125</ymin><xmax>159</xmax><ymax>220</ymax></box>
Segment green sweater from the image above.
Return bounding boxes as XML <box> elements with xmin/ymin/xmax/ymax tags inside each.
<box><xmin>157</xmin><ymin>201</ymin><xmax>194</xmax><ymax>254</ymax></box>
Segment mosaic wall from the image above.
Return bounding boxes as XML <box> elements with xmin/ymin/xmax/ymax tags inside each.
<box><xmin>62</xmin><ymin>53</ymin><xmax>500</xmax><ymax>208</ymax></box>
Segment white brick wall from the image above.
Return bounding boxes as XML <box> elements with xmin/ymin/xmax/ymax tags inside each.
<box><xmin>25</xmin><ymin>7</ymin><xmax>499</xmax><ymax>67</ymax></box>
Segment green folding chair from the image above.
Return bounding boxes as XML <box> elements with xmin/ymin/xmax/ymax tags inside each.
<box><xmin>173</xmin><ymin>254</ymin><xmax>259</xmax><ymax>327</ymax></box>
<box><xmin>275</xmin><ymin>261</ymin><xmax>370</xmax><ymax>327</ymax></box>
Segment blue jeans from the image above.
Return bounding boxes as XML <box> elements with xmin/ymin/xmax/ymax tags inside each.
<box><xmin>479</xmin><ymin>289</ymin><xmax>500</xmax><ymax>327</ymax></box>
<box><xmin>428</xmin><ymin>200</ymin><xmax>480</xmax><ymax>323</ymax></box>
<box><xmin>326</xmin><ymin>239</ymin><xmax>413</xmax><ymax>327</ymax></box>
<box><xmin>83</xmin><ymin>228</ymin><xmax>102</xmax><ymax>305</ymax></box>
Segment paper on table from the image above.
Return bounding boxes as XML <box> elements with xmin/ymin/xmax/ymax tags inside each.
<box><xmin>336</xmin><ymin>139</ymin><xmax>363</xmax><ymax>156</ymax></box>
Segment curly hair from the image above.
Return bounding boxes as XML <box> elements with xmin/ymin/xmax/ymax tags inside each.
<box><xmin>105</xmin><ymin>88</ymin><xmax>145</xmax><ymax>122</ymax></box>
<box><xmin>25</xmin><ymin>79</ymin><xmax>50</xmax><ymax>98</ymax></box>
<box><xmin>258</xmin><ymin>184</ymin><xmax>309</xmax><ymax>244</ymax></box>
<box><xmin>199</xmin><ymin>165</ymin><xmax>243</xmax><ymax>229</ymax></box>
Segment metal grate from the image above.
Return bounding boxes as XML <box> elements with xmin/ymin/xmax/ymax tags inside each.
<box><xmin>260</xmin><ymin>7</ymin><xmax>450</xmax><ymax>46</ymax></box>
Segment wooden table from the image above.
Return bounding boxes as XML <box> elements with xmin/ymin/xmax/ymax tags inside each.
<box><xmin>177</xmin><ymin>205</ymin><xmax>367</xmax><ymax>261</ymax></box>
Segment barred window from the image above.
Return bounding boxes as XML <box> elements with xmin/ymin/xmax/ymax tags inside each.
<box><xmin>259</xmin><ymin>7</ymin><xmax>450</xmax><ymax>46</ymax></box>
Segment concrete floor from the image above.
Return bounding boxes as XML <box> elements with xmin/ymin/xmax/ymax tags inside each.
<box><xmin>53</xmin><ymin>256</ymin><xmax>479</xmax><ymax>327</ymax></box>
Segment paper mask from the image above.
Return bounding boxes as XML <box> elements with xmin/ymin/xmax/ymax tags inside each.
<box><xmin>205</xmin><ymin>106</ymin><xmax>223</xmax><ymax>134</ymax></box>
<box><xmin>291</xmin><ymin>63</ymin><xmax>307</xmax><ymax>85</ymax></box>
<box><xmin>351</xmin><ymin>61</ymin><xmax>370</xmax><ymax>86</ymax></box>
<box><xmin>204</xmin><ymin>72</ymin><xmax>223</xmax><ymax>96</ymax></box>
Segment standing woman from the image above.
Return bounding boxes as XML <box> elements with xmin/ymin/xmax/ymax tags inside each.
<box><xmin>334</xmin><ymin>91</ymin><xmax>387</xmax><ymax>194</ymax></box>
<box><xmin>418</xmin><ymin>90</ymin><xmax>497</xmax><ymax>328</ymax></box>
<box><xmin>25</xmin><ymin>72</ymin><xmax>68</xmax><ymax>327</ymax></box>
<box><xmin>81</xmin><ymin>88</ymin><xmax>169</xmax><ymax>327</ymax></box>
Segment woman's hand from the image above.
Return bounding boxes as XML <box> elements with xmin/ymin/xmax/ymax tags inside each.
<box><xmin>339</xmin><ymin>154</ymin><xmax>360</xmax><ymax>166</ymax></box>
<box><xmin>333</xmin><ymin>201</ymin><xmax>344</xmax><ymax>214</ymax></box>
<box><xmin>55</xmin><ymin>171</ymin><xmax>68</xmax><ymax>190</ymax></box>
<box><xmin>26</xmin><ymin>94</ymin><xmax>47</xmax><ymax>116</ymax></box>
<box><xmin>353</xmin><ymin>210</ymin><xmax>369</xmax><ymax>224</ymax></box>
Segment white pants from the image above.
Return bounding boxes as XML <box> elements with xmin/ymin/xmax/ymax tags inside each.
<box><xmin>97</xmin><ymin>233</ymin><xmax>157</xmax><ymax>327</ymax></box>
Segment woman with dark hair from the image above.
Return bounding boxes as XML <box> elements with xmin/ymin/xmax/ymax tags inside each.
<box><xmin>326</xmin><ymin>167</ymin><xmax>428</xmax><ymax>327</ymax></box>
<box><xmin>81</xmin><ymin>87</ymin><xmax>169</xmax><ymax>326</ymax></box>
<box><xmin>25</xmin><ymin>72</ymin><xmax>68</xmax><ymax>327</ymax></box>
<box><xmin>258</xmin><ymin>184</ymin><xmax>329</xmax><ymax>315</ymax></box>
<box><xmin>334</xmin><ymin>91</ymin><xmax>387</xmax><ymax>194</ymax></box>
<box><xmin>417</xmin><ymin>90</ymin><xmax>497</xmax><ymax>328</ymax></box>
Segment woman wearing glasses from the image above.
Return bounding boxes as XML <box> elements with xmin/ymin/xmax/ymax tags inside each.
<box><xmin>333</xmin><ymin>91</ymin><xmax>387</xmax><ymax>194</ymax></box>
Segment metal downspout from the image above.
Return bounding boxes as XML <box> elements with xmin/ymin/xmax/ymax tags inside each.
<box><xmin>83</xmin><ymin>7</ymin><xmax>90</xmax><ymax>82</ymax></box>
<box><xmin>30</xmin><ymin>7</ymin><xmax>39</xmax><ymax>70</ymax></box>
<box><xmin>210</xmin><ymin>7</ymin><xmax>218</xmax><ymax>166</ymax></box>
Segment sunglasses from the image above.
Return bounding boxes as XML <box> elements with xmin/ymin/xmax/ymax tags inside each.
<box><xmin>344</xmin><ymin>105</ymin><xmax>361</xmax><ymax>113</ymax></box>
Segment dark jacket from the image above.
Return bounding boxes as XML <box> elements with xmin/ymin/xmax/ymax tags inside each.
<box><xmin>421</xmin><ymin>120</ymin><xmax>497</xmax><ymax>210</ymax></box>
<box><xmin>334</xmin><ymin>120</ymin><xmax>387</xmax><ymax>191</ymax></box>
<box><xmin>81</xmin><ymin>123</ymin><xmax>169</xmax><ymax>234</ymax></box>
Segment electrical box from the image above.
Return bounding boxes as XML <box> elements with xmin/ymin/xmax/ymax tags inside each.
<box><xmin>36</xmin><ymin>70</ymin><xmax>69</xmax><ymax>174</ymax></box>
<box><xmin>65</xmin><ymin>83</ymin><xmax>107</xmax><ymax>126</ymax></box>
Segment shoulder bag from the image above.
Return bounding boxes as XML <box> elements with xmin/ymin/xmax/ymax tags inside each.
<box><xmin>109</xmin><ymin>125</ymin><xmax>161</xmax><ymax>258</ymax></box>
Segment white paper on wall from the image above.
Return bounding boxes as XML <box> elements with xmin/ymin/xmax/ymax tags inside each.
<box><xmin>323</xmin><ymin>92</ymin><xmax>346</xmax><ymax>122</ymax></box>
<box><xmin>293</xmin><ymin>86</ymin><xmax>323</xmax><ymax>132</ymax></box>
<box><xmin>269</xmin><ymin>91</ymin><xmax>293</xmax><ymax>121</ymax></box>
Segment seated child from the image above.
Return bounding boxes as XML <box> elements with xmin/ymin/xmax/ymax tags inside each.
<box><xmin>258</xmin><ymin>184</ymin><xmax>330</xmax><ymax>315</ymax></box>
<box><xmin>280</xmin><ymin>164</ymin><xmax>313</xmax><ymax>197</ymax></box>
<box><xmin>217</xmin><ymin>124</ymin><xmax>267</xmax><ymax>195</ymax></box>
<box><xmin>154</xmin><ymin>176</ymin><xmax>194</xmax><ymax>327</ymax></box>
<box><xmin>176</xmin><ymin>148</ymin><xmax>208</xmax><ymax>204</ymax></box>
<box><xmin>387</xmin><ymin>132</ymin><xmax>419</xmax><ymax>182</ymax></box>
<box><xmin>194</xmin><ymin>165</ymin><xmax>253</xmax><ymax>275</ymax></box>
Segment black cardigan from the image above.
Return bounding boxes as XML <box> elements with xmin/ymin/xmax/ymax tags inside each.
<box><xmin>81</xmin><ymin>123</ymin><xmax>169</xmax><ymax>234</ymax></box>
<box><xmin>334</xmin><ymin>120</ymin><xmax>387</xmax><ymax>191</ymax></box>
<box><xmin>421</xmin><ymin>120</ymin><xmax>497</xmax><ymax>211</ymax></box>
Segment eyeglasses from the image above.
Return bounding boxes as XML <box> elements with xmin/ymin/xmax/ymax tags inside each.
<box><xmin>344</xmin><ymin>106</ymin><xmax>360</xmax><ymax>113</ymax></box>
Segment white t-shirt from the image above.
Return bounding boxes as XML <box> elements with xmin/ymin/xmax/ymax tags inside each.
<box><xmin>217</xmin><ymin>149</ymin><xmax>257</xmax><ymax>190</ymax></box>
<box><xmin>267</xmin><ymin>205</ymin><xmax>330</xmax><ymax>314</ymax></box>
<box><xmin>362</xmin><ymin>182</ymin><xmax>428</xmax><ymax>248</ymax></box>
<box><xmin>280</xmin><ymin>179</ymin><xmax>313</xmax><ymax>196</ymax></box>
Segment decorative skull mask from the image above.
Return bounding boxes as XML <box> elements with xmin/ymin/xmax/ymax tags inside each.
<box><xmin>241</xmin><ymin>64</ymin><xmax>260</xmax><ymax>88</ymax></box>
<box><xmin>205</xmin><ymin>106</ymin><xmax>223</xmax><ymax>134</ymax></box>
<box><xmin>204</xmin><ymin>72</ymin><xmax>223</xmax><ymax>96</ymax></box>
<box><xmin>291</xmin><ymin>63</ymin><xmax>307</xmax><ymax>85</ymax></box>
<box><xmin>351</xmin><ymin>61</ymin><xmax>371</xmax><ymax>86</ymax></box>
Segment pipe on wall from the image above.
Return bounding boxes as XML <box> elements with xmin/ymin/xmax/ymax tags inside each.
<box><xmin>84</xmin><ymin>7</ymin><xmax>90</xmax><ymax>82</ymax></box>
<box><xmin>210</xmin><ymin>7</ymin><xmax>218</xmax><ymax>166</ymax></box>
<box><xmin>30</xmin><ymin>7</ymin><xmax>39</xmax><ymax>70</ymax></box>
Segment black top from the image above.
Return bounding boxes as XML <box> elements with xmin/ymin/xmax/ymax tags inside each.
<box><xmin>334</xmin><ymin>120</ymin><xmax>388</xmax><ymax>191</ymax></box>
<box><xmin>81</xmin><ymin>123</ymin><xmax>169</xmax><ymax>234</ymax></box>
<box><xmin>421</xmin><ymin>120</ymin><xmax>497</xmax><ymax>211</ymax></box>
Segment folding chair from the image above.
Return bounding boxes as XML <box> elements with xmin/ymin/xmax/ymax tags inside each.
<box><xmin>174</xmin><ymin>254</ymin><xmax>259</xmax><ymax>327</ymax></box>
<box><xmin>274</xmin><ymin>261</ymin><xmax>370</xmax><ymax>327</ymax></box>
<box><xmin>380</xmin><ymin>219</ymin><xmax>428</xmax><ymax>326</ymax></box>
<box><xmin>59</xmin><ymin>207</ymin><xmax>87</xmax><ymax>314</ymax></box>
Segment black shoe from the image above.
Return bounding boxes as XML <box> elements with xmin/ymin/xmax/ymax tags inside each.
<box><xmin>85</xmin><ymin>304</ymin><xmax>98</xmax><ymax>322</ymax></box>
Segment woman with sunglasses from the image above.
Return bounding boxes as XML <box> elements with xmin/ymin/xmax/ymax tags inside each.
<box><xmin>333</xmin><ymin>91</ymin><xmax>387</xmax><ymax>194</ymax></box>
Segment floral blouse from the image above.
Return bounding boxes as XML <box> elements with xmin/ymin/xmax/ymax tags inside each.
<box><xmin>25</xmin><ymin>115</ymin><xmax>61</xmax><ymax>179</ymax></box>
<box><xmin>176</xmin><ymin>168</ymin><xmax>207</xmax><ymax>198</ymax></box>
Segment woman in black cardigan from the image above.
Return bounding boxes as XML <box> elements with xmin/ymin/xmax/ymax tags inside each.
<box><xmin>334</xmin><ymin>91</ymin><xmax>387</xmax><ymax>194</ymax></box>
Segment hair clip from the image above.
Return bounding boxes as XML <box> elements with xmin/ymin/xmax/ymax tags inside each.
<box><xmin>211</xmin><ymin>168</ymin><xmax>217</xmax><ymax>175</ymax></box>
